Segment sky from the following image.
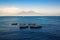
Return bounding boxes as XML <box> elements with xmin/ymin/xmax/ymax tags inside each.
<box><xmin>0</xmin><ymin>0</ymin><xmax>60</xmax><ymax>16</ymax></box>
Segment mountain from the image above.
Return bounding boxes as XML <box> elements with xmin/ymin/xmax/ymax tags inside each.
<box><xmin>17</xmin><ymin>11</ymin><xmax>42</xmax><ymax>16</ymax></box>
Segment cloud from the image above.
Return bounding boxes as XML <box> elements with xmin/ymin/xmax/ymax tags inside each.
<box><xmin>0</xmin><ymin>7</ymin><xmax>18</xmax><ymax>13</ymax></box>
<box><xmin>0</xmin><ymin>7</ymin><xmax>60</xmax><ymax>16</ymax></box>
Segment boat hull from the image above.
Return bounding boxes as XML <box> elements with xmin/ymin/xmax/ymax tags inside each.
<box><xmin>20</xmin><ymin>26</ymin><xmax>28</xmax><ymax>29</ymax></box>
<box><xmin>19</xmin><ymin>26</ymin><xmax>42</xmax><ymax>29</ymax></box>
<box><xmin>11</xmin><ymin>23</ymin><xmax>17</xmax><ymax>25</ymax></box>
<box><xmin>30</xmin><ymin>26</ymin><xmax>42</xmax><ymax>29</ymax></box>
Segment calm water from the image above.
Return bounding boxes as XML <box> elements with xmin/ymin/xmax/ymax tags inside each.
<box><xmin>0</xmin><ymin>16</ymin><xmax>60</xmax><ymax>40</ymax></box>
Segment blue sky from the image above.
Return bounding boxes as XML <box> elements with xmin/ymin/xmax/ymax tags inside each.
<box><xmin>0</xmin><ymin>0</ymin><xmax>60</xmax><ymax>16</ymax></box>
<box><xmin>0</xmin><ymin>0</ymin><xmax>60</xmax><ymax>7</ymax></box>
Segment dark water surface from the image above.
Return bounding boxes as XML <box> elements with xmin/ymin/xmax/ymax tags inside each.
<box><xmin>0</xmin><ymin>16</ymin><xmax>60</xmax><ymax>40</ymax></box>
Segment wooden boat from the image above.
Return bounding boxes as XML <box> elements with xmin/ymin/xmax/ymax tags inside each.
<box><xmin>11</xmin><ymin>23</ymin><xmax>17</xmax><ymax>25</ymax></box>
<box><xmin>19</xmin><ymin>23</ymin><xmax>28</xmax><ymax>29</ymax></box>
<box><xmin>30</xmin><ymin>26</ymin><xmax>42</xmax><ymax>28</ymax></box>
<box><xmin>19</xmin><ymin>23</ymin><xmax>42</xmax><ymax>29</ymax></box>
<box><xmin>20</xmin><ymin>26</ymin><xmax>28</xmax><ymax>29</ymax></box>
<box><xmin>28</xmin><ymin>23</ymin><xmax>42</xmax><ymax>28</ymax></box>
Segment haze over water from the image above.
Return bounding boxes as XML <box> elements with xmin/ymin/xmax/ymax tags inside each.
<box><xmin>0</xmin><ymin>0</ymin><xmax>60</xmax><ymax>16</ymax></box>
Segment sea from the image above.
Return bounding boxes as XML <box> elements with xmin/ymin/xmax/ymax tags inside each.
<box><xmin>0</xmin><ymin>16</ymin><xmax>60</xmax><ymax>40</ymax></box>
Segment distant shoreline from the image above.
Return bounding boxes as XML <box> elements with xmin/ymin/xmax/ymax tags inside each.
<box><xmin>0</xmin><ymin>16</ymin><xmax>60</xmax><ymax>17</ymax></box>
